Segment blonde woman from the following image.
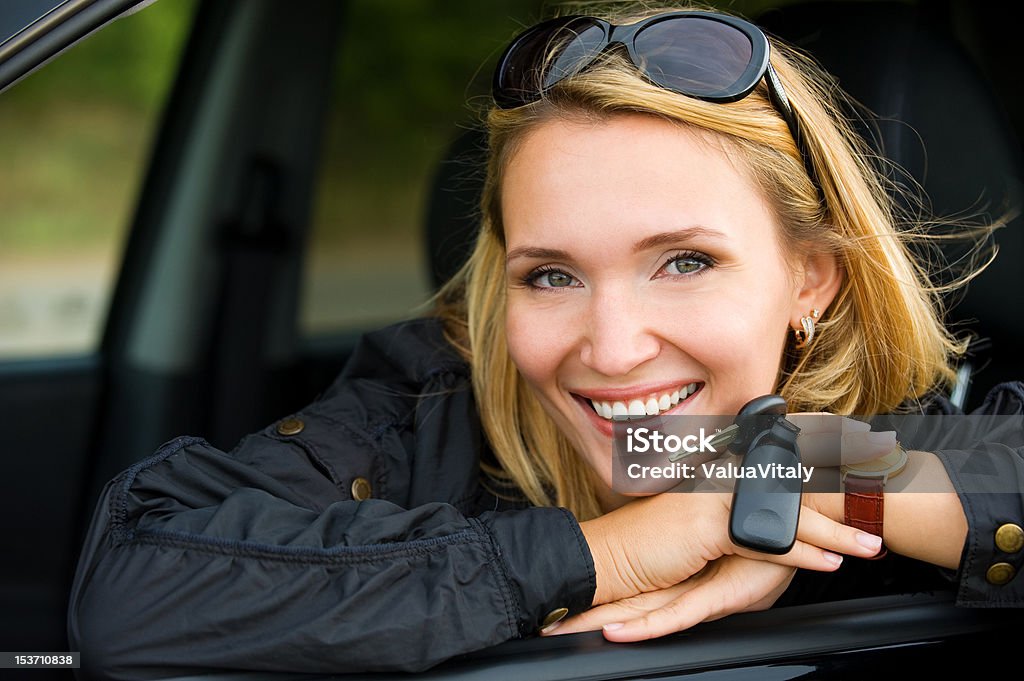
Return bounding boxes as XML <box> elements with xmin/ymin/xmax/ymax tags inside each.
<box><xmin>69</xmin><ymin>4</ymin><xmax>1022</xmax><ymax>678</ymax></box>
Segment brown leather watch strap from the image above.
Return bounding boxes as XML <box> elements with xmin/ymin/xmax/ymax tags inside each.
<box><xmin>844</xmin><ymin>476</ymin><xmax>886</xmax><ymax>559</ymax></box>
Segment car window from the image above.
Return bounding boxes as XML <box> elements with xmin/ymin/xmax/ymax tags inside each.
<box><xmin>0</xmin><ymin>0</ymin><xmax>196</xmax><ymax>358</ymax></box>
<box><xmin>0</xmin><ymin>0</ymin><xmax>65</xmax><ymax>43</ymax></box>
<box><xmin>299</xmin><ymin>0</ymin><xmax>542</xmax><ymax>337</ymax></box>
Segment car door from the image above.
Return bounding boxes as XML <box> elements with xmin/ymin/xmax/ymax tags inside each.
<box><xmin>0</xmin><ymin>0</ymin><xmax>200</xmax><ymax>663</ymax></box>
<box><xmin>0</xmin><ymin>0</ymin><xmax>344</xmax><ymax>668</ymax></box>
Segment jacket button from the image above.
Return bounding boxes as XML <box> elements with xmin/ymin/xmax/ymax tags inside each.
<box><xmin>351</xmin><ymin>477</ymin><xmax>372</xmax><ymax>501</ymax></box>
<box><xmin>276</xmin><ymin>418</ymin><xmax>305</xmax><ymax>436</ymax></box>
<box><xmin>995</xmin><ymin>524</ymin><xmax>1024</xmax><ymax>553</ymax></box>
<box><xmin>986</xmin><ymin>562</ymin><xmax>1016</xmax><ymax>585</ymax></box>
<box><xmin>539</xmin><ymin>607</ymin><xmax>569</xmax><ymax>632</ymax></box>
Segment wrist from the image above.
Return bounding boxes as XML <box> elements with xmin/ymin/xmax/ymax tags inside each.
<box><xmin>579</xmin><ymin>514</ymin><xmax>630</xmax><ymax>606</ymax></box>
<box><xmin>804</xmin><ymin>491</ymin><xmax>844</xmax><ymax>523</ymax></box>
<box><xmin>880</xmin><ymin>450</ymin><xmax>966</xmax><ymax>569</ymax></box>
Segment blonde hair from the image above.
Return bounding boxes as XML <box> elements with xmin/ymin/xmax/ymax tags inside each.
<box><xmin>437</xmin><ymin>2</ymin><xmax>973</xmax><ymax>520</ymax></box>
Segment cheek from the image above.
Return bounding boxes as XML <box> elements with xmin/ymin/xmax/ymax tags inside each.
<box><xmin>504</xmin><ymin>298</ymin><xmax>573</xmax><ymax>390</ymax></box>
<box><xmin>651</xmin><ymin>286</ymin><xmax>791</xmax><ymax>403</ymax></box>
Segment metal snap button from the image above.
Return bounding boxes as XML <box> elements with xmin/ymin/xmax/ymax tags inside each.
<box><xmin>351</xmin><ymin>477</ymin><xmax>372</xmax><ymax>501</ymax></box>
<box><xmin>539</xmin><ymin>607</ymin><xmax>569</xmax><ymax>632</ymax></box>
<box><xmin>986</xmin><ymin>562</ymin><xmax>1016</xmax><ymax>585</ymax></box>
<box><xmin>276</xmin><ymin>417</ymin><xmax>305</xmax><ymax>436</ymax></box>
<box><xmin>995</xmin><ymin>524</ymin><xmax>1024</xmax><ymax>554</ymax></box>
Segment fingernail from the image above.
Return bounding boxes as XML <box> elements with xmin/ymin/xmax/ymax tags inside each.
<box><xmin>843</xmin><ymin>419</ymin><xmax>871</xmax><ymax>432</ymax></box>
<box><xmin>823</xmin><ymin>551</ymin><xmax>844</xmax><ymax>567</ymax></box>
<box><xmin>867</xmin><ymin>431</ymin><xmax>897</xmax><ymax>444</ymax></box>
<box><xmin>856</xmin><ymin>532</ymin><xmax>883</xmax><ymax>552</ymax></box>
<box><xmin>540</xmin><ymin>621</ymin><xmax>562</xmax><ymax>635</ymax></box>
<box><xmin>603</xmin><ymin>623</ymin><xmax>624</xmax><ymax>632</ymax></box>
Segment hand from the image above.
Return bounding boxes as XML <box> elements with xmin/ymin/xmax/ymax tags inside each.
<box><xmin>581</xmin><ymin>491</ymin><xmax>883</xmax><ymax>605</ymax></box>
<box><xmin>787</xmin><ymin>413</ymin><xmax>897</xmax><ymax>467</ymax></box>
<box><xmin>545</xmin><ymin>556</ymin><xmax>796</xmax><ymax>640</ymax></box>
<box><xmin>684</xmin><ymin>413</ymin><xmax>896</xmax><ymax>493</ymax></box>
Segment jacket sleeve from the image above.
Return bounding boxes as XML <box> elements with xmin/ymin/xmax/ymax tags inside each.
<box><xmin>928</xmin><ymin>382</ymin><xmax>1024</xmax><ymax>606</ymax></box>
<box><xmin>67</xmin><ymin>324</ymin><xmax>596</xmax><ymax>679</ymax></box>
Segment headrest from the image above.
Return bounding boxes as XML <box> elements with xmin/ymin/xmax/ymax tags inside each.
<box><xmin>760</xmin><ymin>1</ymin><xmax>1024</xmax><ymax>403</ymax></box>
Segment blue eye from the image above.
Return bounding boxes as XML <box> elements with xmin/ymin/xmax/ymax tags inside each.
<box><xmin>527</xmin><ymin>268</ymin><xmax>579</xmax><ymax>289</ymax></box>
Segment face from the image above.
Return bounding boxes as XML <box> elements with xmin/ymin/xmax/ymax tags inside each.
<box><xmin>502</xmin><ymin>113</ymin><xmax>837</xmax><ymax>503</ymax></box>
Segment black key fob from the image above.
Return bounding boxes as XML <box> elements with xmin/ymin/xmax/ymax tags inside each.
<box><xmin>728</xmin><ymin>395</ymin><xmax>802</xmax><ymax>554</ymax></box>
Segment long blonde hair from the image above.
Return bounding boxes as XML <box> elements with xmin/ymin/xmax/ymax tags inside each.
<box><xmin>437</xmin><ymin>2</ymin><xmax>972</xmax><ymax>520</ymax></box>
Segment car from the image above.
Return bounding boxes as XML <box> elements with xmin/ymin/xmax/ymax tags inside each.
<box><xmin>1</xmin><ymin>1</ymin><xmax>1022</xmax><ymax>679</ymax></box>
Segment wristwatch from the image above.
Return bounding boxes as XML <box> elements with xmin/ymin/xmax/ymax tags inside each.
<box><xmin>840</xmin><ymin>444</ymin><xmax>908</xmax><ymax>560</ymax></box>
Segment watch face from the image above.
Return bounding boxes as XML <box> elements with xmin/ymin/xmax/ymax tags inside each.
<box><xmin>841</xmin><ymin>445</ymin><xmax>909</xmax><ymax>480</ymax></box>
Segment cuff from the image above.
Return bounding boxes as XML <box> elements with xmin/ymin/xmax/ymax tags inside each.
<box><xmin>933</xmin><ymin>446</ymin><xmax>1024</xmax><ymax>606</ymax></box>
<box><xmin>475</xmin><ymin>507</ymin><xmax>597</xmax><ymax>636</ymax></box>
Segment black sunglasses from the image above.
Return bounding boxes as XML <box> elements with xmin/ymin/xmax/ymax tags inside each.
<box><xmin>492</xmin><ymin>11</ymin><xmax>815</xmax><ymax>189</ymax></box>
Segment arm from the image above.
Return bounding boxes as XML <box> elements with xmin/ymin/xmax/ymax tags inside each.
<box><xmin>68</xmin><ymin>433</ymin><xmax>595</xmax><ymax>679</ymax></box>
<box><xmin>810</xmin><ymin>382</ymin><xmax>1024</xmax><ymax>604</ymax></box>
<box><xmin>67</xmin><ymin>320</ymin><xmax>597</xmax><ymax>679</ymax></box>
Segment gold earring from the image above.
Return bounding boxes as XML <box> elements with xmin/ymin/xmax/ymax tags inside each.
<box><xmin>793</xmin><ymin>308</ymin><xmax>821</xmax><ymax>349</ymax></box>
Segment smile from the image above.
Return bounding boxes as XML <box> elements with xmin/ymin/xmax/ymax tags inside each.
<box><xmin>582</xmin><ymin>382</ymin><xmax>703</xmax><ymax>421</ymax></box>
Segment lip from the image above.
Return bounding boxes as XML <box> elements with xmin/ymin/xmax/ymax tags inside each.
<box><xmin>571</xmin><ymin>383</ymin><xmax>704</xmax><ymax>438</ymax></box>
<box><xmin>569</xmin><ymin>381</ymin><xmax>702</xmax><ymax>402</ymax></box>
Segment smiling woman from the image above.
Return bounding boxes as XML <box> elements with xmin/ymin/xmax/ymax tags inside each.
<box><xmin>500</xmin><ymin>115</ymin><xmax>833</xmax><ymax>505</ymax></box>
<box><xmin>68</xmin><ymin>2</ymin><xmax>1023</xmax><ymax>678</ymax></box>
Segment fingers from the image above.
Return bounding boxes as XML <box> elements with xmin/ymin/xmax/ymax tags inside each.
<box><xmin>601</xmin><ymin>559</ymin><xmax>795</xmax><ymax>642</ymax></box>
<box><xmin>799</xmin><ymin>430</ymin><xmax>897</xmax><ymax>466</ymax></box>
<box><xmin>545</xmin><ymin>582</ymin><xmax>697</xmax><ymax>635</ymax></box>
<box><xmin>730</xmin><ymin>505</ymin><xmax>883</xmax><ymax>569</ymax></box>
<box><xmin>789</xmin><ymin>413</ymin><xmax>897</xmax><ymax>467</ymax></box>
<box><xmin>734</xmin><ymin>537</ymin><xmax>844</xmax><ymax>571</ymax></box>
<box><xmin>796</xmin><ymin>505</ymin><xmax>884</xmax><ymax>558</ymax></box>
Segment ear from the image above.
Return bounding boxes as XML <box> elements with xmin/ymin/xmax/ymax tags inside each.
<box><xmin>791</xmin><ymin>250</ymin><xmax>843</xmax><ymax>327</ymax></box>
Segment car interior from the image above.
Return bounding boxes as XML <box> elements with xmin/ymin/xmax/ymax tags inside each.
<box><xmin>1</xmin><ymin>0</ymin><xmax>1021</xmax><ymax>679</ymax></box>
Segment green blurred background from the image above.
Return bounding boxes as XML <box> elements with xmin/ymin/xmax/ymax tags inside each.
<box><xmin>0</xmin><ymin>0</ymin><xmax>546</xmax><ymax>351</ymax></box>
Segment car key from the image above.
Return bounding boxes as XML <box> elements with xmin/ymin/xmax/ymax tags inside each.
<box><xmin>727</xmin><ymin>395</ymin><xmax>802</xmax><ymax>554</ymax></box>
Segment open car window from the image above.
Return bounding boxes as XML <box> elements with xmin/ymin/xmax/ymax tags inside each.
<box><xmin>1</xmin><ymin>1</ymin><xmax>1022</xmax><ymax>678</ymax></box>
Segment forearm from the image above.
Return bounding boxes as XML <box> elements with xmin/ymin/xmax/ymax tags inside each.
<box><xmin>581</xmin><ymin>491</ymin><xmax>885</xmax><ymax>608</ymax></box>
<box><xmin>69</xmin><ymin>436</ymin><xmax>595</xmax><ymax>677</ymax></box>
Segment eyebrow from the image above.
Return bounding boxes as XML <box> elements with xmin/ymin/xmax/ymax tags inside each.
<box><xmin>505</xmin><ymin>246</ymin><xmax>571</xmax><ymax>264</ymax></box>
<box><xmin>505</xmin><ymin>227</ymin><xmax>728</xmax><ymax>265</ymax></box>
<box><xmin>631</xmin><ymin>227</ymin><xmax>728</xmax><ymax>253</ymax></box>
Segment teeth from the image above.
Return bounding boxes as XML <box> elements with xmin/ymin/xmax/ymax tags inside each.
<box><xmin>588</xmin><ymin>384</ymin><xmax>700</xmax><ymax>421</ymax></box>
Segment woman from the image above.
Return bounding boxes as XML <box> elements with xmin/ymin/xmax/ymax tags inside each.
<box><xmin>68</xmin><ymin>4</ymin><xmax>1023</xmax><ymax>678</ymax></box>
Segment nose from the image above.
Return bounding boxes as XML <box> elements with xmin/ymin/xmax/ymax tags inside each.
<box><xmin>578</xmin><ymin>285</ymin><xmax>661</xmax><ymax>376</ymax></box>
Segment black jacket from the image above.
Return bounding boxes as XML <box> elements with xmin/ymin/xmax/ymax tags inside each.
<box><xmin>67</xmin><ymin>318</ymin><xmax>1024</xmax><ymax>679</ymax></box>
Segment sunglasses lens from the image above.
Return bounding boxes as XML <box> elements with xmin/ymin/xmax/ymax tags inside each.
<box><xmin>634</xmin><ymin>18</ymin><xmax>754</xmax><ymax>99</ymax></box>
<box><xmin>543</xmin><ymin>22</ymin><xmax>606</xmax><ymax>87</ymax></box>
<box><xmin>497</xmin><ymin>18</ymin><xmax>605</xmax><ymax>105</ymax></box>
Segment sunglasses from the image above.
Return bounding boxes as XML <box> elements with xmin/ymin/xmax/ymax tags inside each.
<box><xmin>492</xmin><ymin>11</ymin><xmax>815</xmax><ymax>187</ymax></box>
